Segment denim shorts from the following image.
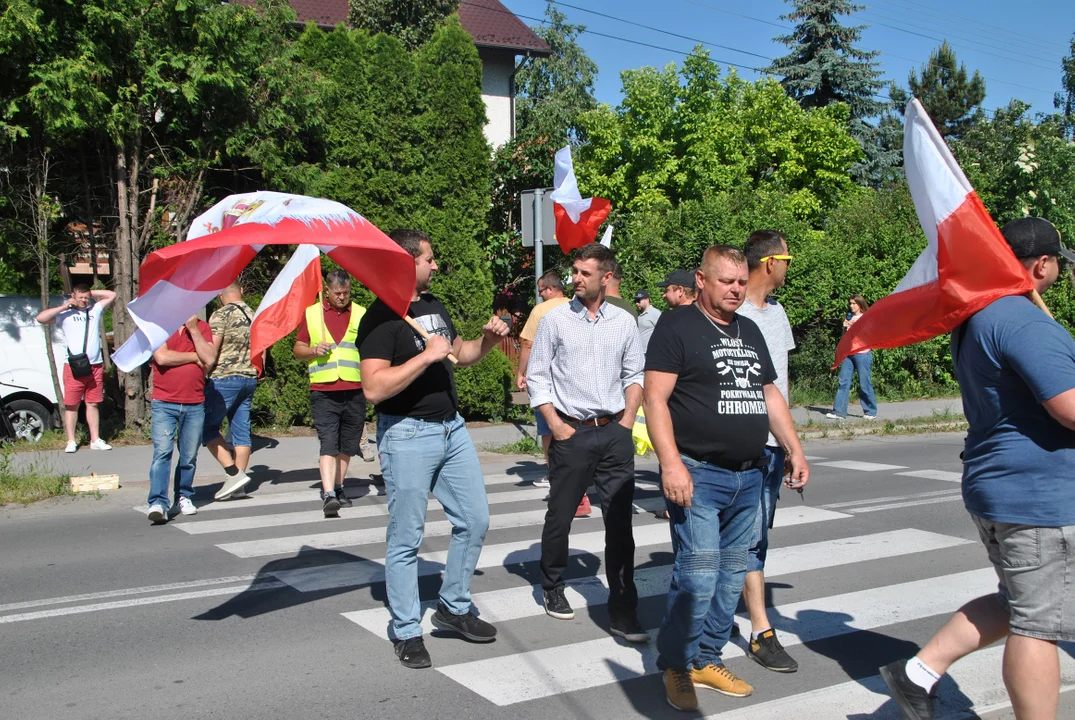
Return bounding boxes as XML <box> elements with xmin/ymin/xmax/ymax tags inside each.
<box><xmin>202</xmin><ymin>376</ymin><xmax>257</xmax><ymax>448</ymax></box>
<box><xmin>534</xmin><ymin>410</ymin><xmax>551</xmax><ymax>437</ymax></box>
<box><xmin>972</xmin><ymin>514</ymin><xmax>1075</xmax><ymax>642</ymax></box>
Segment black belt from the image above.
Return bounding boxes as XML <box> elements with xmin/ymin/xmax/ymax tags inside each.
<box><xmin>698</xmin><ymin>455</ymin><xmax>768</xmax><ymax>472</ymax></box>
<box><xmin>556</xmin><ymin>410</ymin><xmax>624</xmax><ymax>428</ymax></box>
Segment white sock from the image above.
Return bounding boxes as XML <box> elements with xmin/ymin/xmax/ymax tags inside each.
<box><xmin>750</xmin><ymin>629</ymin><xmax>769</xmax><ymax>642</ymax></box>
<box><xmin>905</xmin><ymin>656</ymin><xmax>941</xmax><ymax>692</ymax></box>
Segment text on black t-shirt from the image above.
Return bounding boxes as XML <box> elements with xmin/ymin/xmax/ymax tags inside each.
<box><xmin>356</xmin><ymin>294</ymin><xmax>459</xmax><ymax>421</ymax></box>
<box><xmin>645</xmin><ymin>304</ymin><xmax>777</xmax><ymax>466</ymax></box>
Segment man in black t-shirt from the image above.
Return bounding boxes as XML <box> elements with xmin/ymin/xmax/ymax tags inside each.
<box><xmin>357</xmin><ymin>229</ymin><xmax>510</xmax><ymax>671</ymax></box>
<box><xmin>643</xmin><ymin>244</ymin><xmax>810</xmax><ymax>711</ymax></box>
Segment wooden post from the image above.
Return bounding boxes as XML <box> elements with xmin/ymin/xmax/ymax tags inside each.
<box><xmin>404</xmin><ymin>316</ymin><xmax>459</xmax><ymax>365</ymax></box>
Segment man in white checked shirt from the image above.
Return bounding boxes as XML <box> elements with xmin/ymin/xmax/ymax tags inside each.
<box><xmin>526</xmin><ymin>242</ymin><xmax>648</xmax><ymax>643</ymax></box>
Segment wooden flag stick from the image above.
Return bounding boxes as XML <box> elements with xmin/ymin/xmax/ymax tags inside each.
<box><xmin>1029</xmin><ymin>289</ymin><xmax>1054</xmax><ymax>318</ymax></box>
<box><xmin>404</xmin><ymin>316</ymin><xmax>459</xmax><ymax>365</ymax></box>
<box><xmin>318</xmin><ymin>287</ymin><xmax>330</xmax><ymax>343</ymax></box>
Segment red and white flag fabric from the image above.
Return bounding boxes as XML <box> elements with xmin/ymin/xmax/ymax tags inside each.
<box><xmin>833</xmin><ymin>99</ymin><xmax>1034</xmax><ymax>367</ymax></box>
<box><xmin>113</xmin><ymin>192</ymin><xmax>415</xmax><ymax>372</ymax></box>
<box><xmin>249</xmin><ymin>243</ymin><xmax>322</xmax><ymax>375</ymax></box>
<box><xmin>549</xmin><ymin>145</ymin><xmax>611</xmax><ymax>253</ymax></box>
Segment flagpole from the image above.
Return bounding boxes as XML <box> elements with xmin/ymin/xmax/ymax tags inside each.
<box><xmin>404</xmin><ymin>316</ymin><xmax>459</xmax><ymax>365</ymax></box>
<box><xmin>1029</xmin><ymin>289</ymin><xmax>1053</xmax><ymax>318</ymax></box>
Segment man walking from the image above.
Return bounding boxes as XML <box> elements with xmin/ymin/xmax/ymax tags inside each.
<box><xmin>735</xmin><ymin>230</ymin><xmax>799</xmax><ymax>672</ymax></box>
<box><xmin>526</xmin><ymin>242</ymin><xmax>647</xmax><ymax>641</ymax></box>
<box><xmin>36</xmin><ymin>284</ymin><xmax>116</xmax><ymax>453</ymax></box>
<box><xmin>881</xmin><ymin>217</ymin><xmax>1075</xmax><ymax>720</ymax></box>
<box><xmin>293</xmin><ymin>270</ymin><xmax>367</xmax><ymax>518</ymax></box>
<box><xmin>635</xmin><ymin>290</ymin><xmax>661</xmax><ymax>353</ymax></box>
<box><xmin>358</xmin><ymin>229</ymin><xmax>510</xmax><ymax>670</ymax></box>
<box><xmin>658</xmin><ymin>269</ymin><xmax>696</xmax><ymax>311</ymax></box>
<box><xmin>204</xmin><ymin>283</ymin><xmax>258</xmax><ymax>500</ymax></box>
<box><xmin>146</xmin><ymin>316</ymin><xmax>216</xmax><ymax>524</ymax></box>
<box><xmin>644</xmin><ymin>245</ymin><xmax>809</xmax><ymax>711</ymax></box>
<box><xmin>515</xmin><ymin>270</ymin><xmax>570</xmax><ymax>490</ymax></box>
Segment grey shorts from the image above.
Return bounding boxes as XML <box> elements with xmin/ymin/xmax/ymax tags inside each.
<box><xmin>972</xmin><ymin>514</ymin><xmax>1075</xmax><ymax>642</ymax></box>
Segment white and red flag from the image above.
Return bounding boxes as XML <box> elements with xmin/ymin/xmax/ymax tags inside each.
<box><xmin>113</xmin><ymin>191</ymin><xmax>414</xmax><ymax>372</ymax></box>
<box><xmin>549</xmin><ymin>145</ymin><xmax>611</xmax><ymax>253</ymax></box>
<box><xmin>833</xmin><ymin>99</ymin><xmax>1034</xmax><ymax>367</ymax></box>
<box><xmin>249</xmin><ymin>243</ymin><xmax>322</xmax><ymax>375</ymax></box>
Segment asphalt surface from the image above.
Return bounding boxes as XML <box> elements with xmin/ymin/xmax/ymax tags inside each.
<box><xmin>3</xmin><ymin>431</ymin><xmax>1074</xmax><ymax>720</ymax></box>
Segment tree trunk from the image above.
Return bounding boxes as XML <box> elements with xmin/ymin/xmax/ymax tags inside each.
<box><xmin>113</xmin><ymin>140</ymin><xmax>147</xmax><ymax>429</ymax></box>
<box><xmin>81</xmin><ymin>150</ymin><xmax>111</xmax><ymax>372</ymax></box>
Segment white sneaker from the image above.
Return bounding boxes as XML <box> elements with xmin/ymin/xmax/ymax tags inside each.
<box><xmin>214</xmin><ymin>470</ymin><xmax>251</xmax><ymax>500</ymax></box>
<box><xmin>532</xmin><ymin>476</ymin><xmax>551</xmax><ymax>488</ymax></box>
<box><xmin>863</xmin><ymin>414</ymin><xmax>877</xmax><ymax>420</ymax></box>
<box><xmin>229</xmin><ymin>487</ymin><xmax>249</xmax><ymax>499</ymax></box>
<box><xmin>825</xmin><ymin>412</ymin><xmax>845</xmax><ymax>420</ymax></box>
<box><xmin>89</xmin><ymin>439</ymin><xmax>112</xmax><ymax>450</ymax></box>
<box><xmin>177</xmin><ymin>497</ymin><xmax>198</xmax><ymax>515</ymax></box>
<box><xmin>147</xmin><ymin>504</ymin><xmax>167</xmax><ymax>524</ymax></box>
<box><xmin>64</xmin><ymin>441</ymin><xmax>77</xmax><ymax>453</ymax></box>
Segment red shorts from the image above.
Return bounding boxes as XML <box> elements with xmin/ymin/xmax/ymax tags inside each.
<box><xmin>63</xmin><ymin>363</ymin><xmax>105</xmax><ymax>406</ymax></box>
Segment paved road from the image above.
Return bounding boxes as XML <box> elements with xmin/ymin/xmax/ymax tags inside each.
<box><xmin>2</xmin><ymin>432</ymin><xmax>1074</xmax><ymax>719</ymax></box>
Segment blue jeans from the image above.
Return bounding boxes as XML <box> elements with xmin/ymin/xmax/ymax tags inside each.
<box><xmin>202</xmin><ymin>376</ymin><xmax>257</xmax><ymax>447</ymax></box>
<box><xmin>747</xmin><ymin>447</ymin><xmax>785</xmax><ymax>573</ymax></box>
<box><xmin>377</xmin><ymin>413</ymin><xmax>490</xmax><ymax>640</ymax></box>
<box><xmin>656</xmin><ymin>455</ymin><xmax>762</xmax><ymax>670</ymax></box>
<box><xmin>833</xmin><ymin>351</ymin><xmax>878</xmax><ymax>417</ymax></box>
<box><xmin>148</xmin><ymin>401</ymin><xmax>205</xmax><ymax>509</ymax></box>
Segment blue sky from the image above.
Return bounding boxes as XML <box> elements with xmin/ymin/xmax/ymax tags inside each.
<box><xmin>502</xmin><ymin>0</ymin><xmax>1074</xmax><ymax>117</ymax></box>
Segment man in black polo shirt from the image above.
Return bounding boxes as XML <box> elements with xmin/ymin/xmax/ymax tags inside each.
<box><xmin>644</xmin><ymin>244</ymin><xmax>810</xmax><ymax>711</ymax></box>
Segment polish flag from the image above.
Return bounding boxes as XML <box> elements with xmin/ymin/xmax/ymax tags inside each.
<box><xmin>549</xmin><ymin>146</ymin><xmax>611</xmax><ymax>253</ymax></box>
<box><xmin>833</xmin><ymin>99</ymin><xmax>1034</xmax><ymax>367</ymax></box>
<box><xmin>113</xmin><ymin>192</ymin><xmax>414</xmax><ymax>372</ymax></box>
<box><xmin>249</xmin><ymin>244</ymin><xmax>322</xmax><ymax>375</ymax></box>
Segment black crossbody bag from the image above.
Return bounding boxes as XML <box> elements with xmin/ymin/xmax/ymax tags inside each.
<box><xmin>67</xmin><ymin>309</ymin><xmax>93</xmax><ymax>378</ymax></box>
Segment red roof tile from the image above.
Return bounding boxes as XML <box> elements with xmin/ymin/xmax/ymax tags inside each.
<box><xmin>235</xmin><ymin>0</ymin><xmax>550</xmax><ymax>55</ymax></box>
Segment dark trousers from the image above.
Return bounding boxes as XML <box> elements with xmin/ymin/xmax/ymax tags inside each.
<box><xmin>310</xmin><ymin>389</ymin><xmax>366</xmax><ymax>457</ymax></box>
<box><xmin>540</xmin><ymin>421</ymin><xmax>637</xmax><ymax>614</ymax></box>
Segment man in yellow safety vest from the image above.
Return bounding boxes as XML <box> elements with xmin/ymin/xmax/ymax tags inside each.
<box><xmin>293</xmin><ymin>269</ymin><xmax>368</xmax><ymax>518</ymax></box>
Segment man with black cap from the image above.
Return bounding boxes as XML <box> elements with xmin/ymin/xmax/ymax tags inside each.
<box><xmin>635</xmin><ymin>290</ymin><xmax>661</xmax><ymax>353</ymax></box>
<box><xmin>657</xmin><ymin>269</ymin><xmax>696</xmax><ymax>311</ymax></box>
<box><xmin>881</xmin><ymin>217</ymin><xmax>1075</xmax><ymax>720</ymax></box>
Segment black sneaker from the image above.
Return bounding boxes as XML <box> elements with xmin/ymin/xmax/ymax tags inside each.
<box><xmin>609</xmin><ymin>612</ymin><xmax>650</xmax><ymax>643</ymax></box>
<box><xmin>393</xmin><ymin>637</ymin><xmax>432</xmax><ymax>669</ymax></box>
<box><xmin>543</xmin><ymin>587</ymin><xmax>574</xmax><ymax>620</ymax></box>
<box><xmin>747</xmin><ymin>628</ymin><xmax>798</xmax><ymax>673</ymax></box>
<box><xmin>730</xmin><ymin>622</ymin><xmax>741</xmax><ymax>638</ymax></box>
<box><xmin>334</xmin><ymin>486</ymin><xmax>353</xmax><ymax>508</ymax></box>
<box><xmin>431</xmin><ymin>602</ymin><xmax>497</xmax><ymax>642</ymax></box>
<box><xmin>880</xmin><ymin>660</ymin><xmax>935</xmax><ymax>720</ymax></box>
<box><xmin>322</xmin><ymin>492</ymin><xmax>341</xmax><ymax>518</ymax></box>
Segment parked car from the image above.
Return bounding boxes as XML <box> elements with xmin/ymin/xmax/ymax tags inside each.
<box><xmin>0</xmin><ymin>295</ymin><xmax>68</xmax><ymax>442</ymax></box>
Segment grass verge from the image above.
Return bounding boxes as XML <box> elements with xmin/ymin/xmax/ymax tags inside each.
<box><xmin>0</xmin><ymin>445</ymin><xmax>72</xmax><ymax>505</ymax></box>
<box><xmin>485</xmin><ymin>436</ymin><xmax>543</xmax><ymax>455</ymax></box>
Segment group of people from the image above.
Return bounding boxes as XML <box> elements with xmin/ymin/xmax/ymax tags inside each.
<box><xmin>38</xmin><ymin>216</ymin><xmax>1075</xmax><ymax>718</ymax></box>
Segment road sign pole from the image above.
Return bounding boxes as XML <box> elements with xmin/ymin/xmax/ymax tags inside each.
<box><xmin>534</xmin><ymin>187</ymin><xmax>544</xmax><ymax>304</ymax></box>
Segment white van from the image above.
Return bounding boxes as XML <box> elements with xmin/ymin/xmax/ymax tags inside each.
<box><xmin>0</xmin><ymin>295</ymin><xmax>67</xmax><ymax>441</ymax></box>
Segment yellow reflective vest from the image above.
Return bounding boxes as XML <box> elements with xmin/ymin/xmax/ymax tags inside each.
<box><xmin>632</xmin><ymin>407</ymin><xmax>653</xmax><ymax>456</ymax></box>
<box><xmin>306</xmin><ymin>302</ymin><xmax>365</xmax><ymax>384</ymax></box>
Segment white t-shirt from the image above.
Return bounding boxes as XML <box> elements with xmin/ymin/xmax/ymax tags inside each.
<box><xmin>737</xmin><ymin>297</ymin><xmax>796</xmax><ymax>447</ymax></box>
<box><xmin>57</xmin><ymin>304</ymin><xmax>105</xmax><ymax>365</ymax></box>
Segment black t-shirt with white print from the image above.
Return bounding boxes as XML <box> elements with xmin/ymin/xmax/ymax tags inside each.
<box><xmin>357</xmin><ymin>294</ymin><xmax>459</xmax><ymax>421</ymax></box>
<box><xmin>645</xmin><ymin>304</ymin><xmax>777</xmax><ymax>466</ymax></box>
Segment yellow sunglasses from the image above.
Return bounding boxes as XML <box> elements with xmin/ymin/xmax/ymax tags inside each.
<box><xmin>760</xmin><ymin>254</ymin><xmax>794</xmax><ymax>265</ymax></box>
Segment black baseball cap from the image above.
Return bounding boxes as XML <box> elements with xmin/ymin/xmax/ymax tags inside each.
<box><xmin>634</xmin><ymin>290</ymin><xmax>649</xmax><ymax>301</ymax></box>
<box><xmin>1001</xmin><ymin>217</ymin><xmax>1075</xmax><ymax>263</ymax></box>
<box><xmin>656</xmin><ymin>269</ymin><xmax>696</xmax><ymax>289</ymax></box>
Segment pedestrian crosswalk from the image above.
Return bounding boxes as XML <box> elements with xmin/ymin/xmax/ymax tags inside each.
<box><xmin>122</xmin><ymin>454</ymin><xmax>1070</xmax><ymax>717</ymax></box>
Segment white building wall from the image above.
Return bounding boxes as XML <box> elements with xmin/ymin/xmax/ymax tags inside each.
<box><xmin>479</xmin><ymin>49</ymin><xmax>516</xmax><ymax>148</ymax></box>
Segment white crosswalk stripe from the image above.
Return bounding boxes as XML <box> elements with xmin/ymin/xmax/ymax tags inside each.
<box><xmin>71</xmin><ymin>456</ymin><xmax>1024</xmax><ymax>716</ymax></box>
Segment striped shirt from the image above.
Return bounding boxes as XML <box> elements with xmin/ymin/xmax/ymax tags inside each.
<box><xmin>527</xmin><ymin>297</ymin><xmax>644</xmax><ymax>420</ymax></box>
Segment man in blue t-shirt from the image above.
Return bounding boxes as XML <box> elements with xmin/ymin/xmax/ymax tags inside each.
<box><xmin>882</xmin><ymin>217</ymin><xmax>1075</xmax><ymax>720</ymax></box>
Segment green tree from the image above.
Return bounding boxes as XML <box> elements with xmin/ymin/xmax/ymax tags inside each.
<box><xmin>766</xmin><ymin>0</ymin><xmax>894</xmax><ymax>185</ymax></box>
<box><xmin>905</xmin><ymin>41</ymin><xmax>986</xmax><ymax>139</ymax></box>
<box><xmin>1056</xmin><ymin>33</ymin><xmax>1075</xmax><ymax>140</ymax></box>
<box><xmin>514</xmin><ymin>2</ymin><xmax>598</xmax><ymax>143</ymax></box>
<box><xmin>347</xmin><ymin>0</ymin><xmax>458</xmax><ymax>50</ymax></box>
